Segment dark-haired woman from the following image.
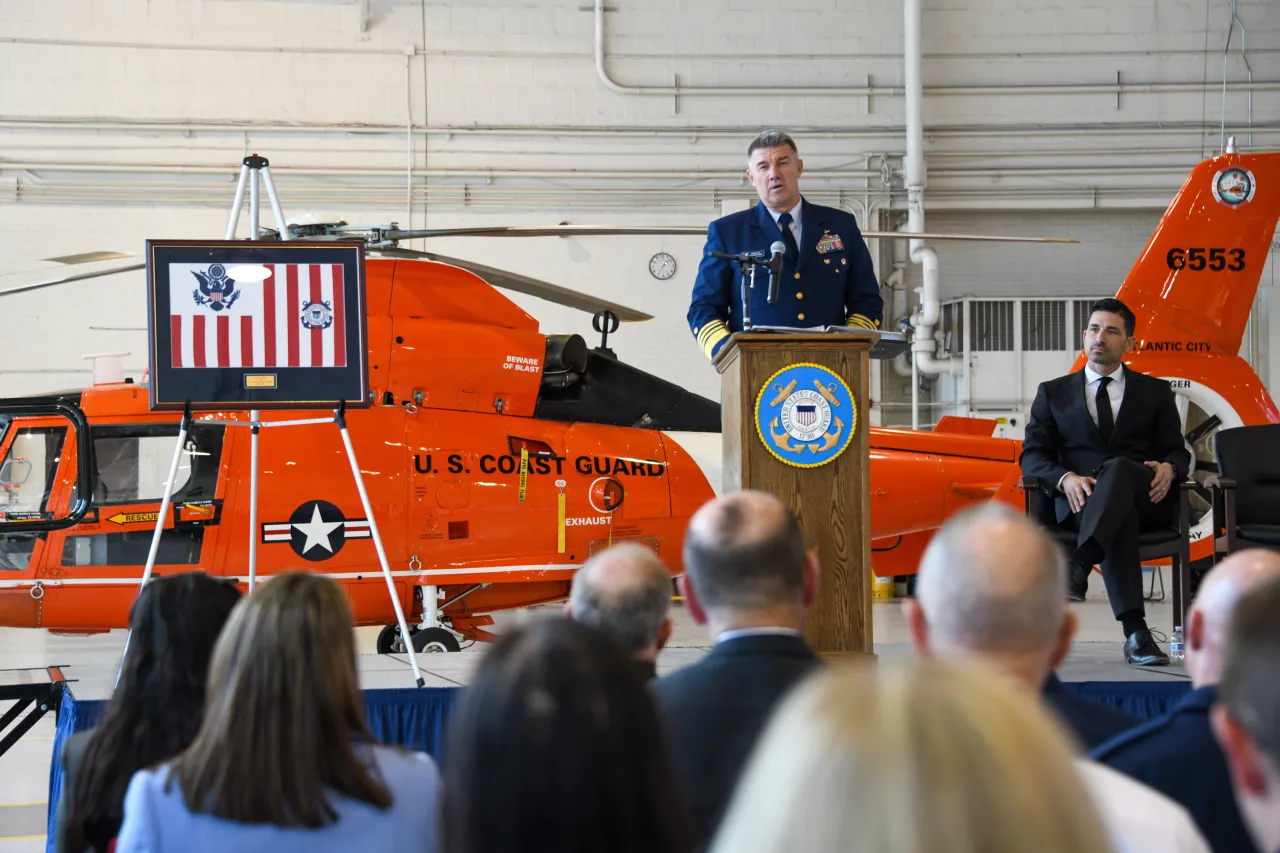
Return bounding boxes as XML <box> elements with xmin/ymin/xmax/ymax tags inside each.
<box><xmin>442</xmin><ymin>618</ymin><xmax>690</xmax><ymax>853</ymax></box>
<box><xmin>115</xmin><ymin>572</ymin><xmax>439</xmax><ymax>853</ymax></box>
<box><xmin>59</xmin><ymin>571</ymin><xmax>242</xmax><ymax>853</ymax></box>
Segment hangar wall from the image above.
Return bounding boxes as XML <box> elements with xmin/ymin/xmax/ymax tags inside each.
<box><xmin>1</xmin><ymin>0</ymin><xmax>1277</xmax><ymax>411</ymax></box>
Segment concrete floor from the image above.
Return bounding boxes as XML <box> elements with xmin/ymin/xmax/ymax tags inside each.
<box><xmin>0</xmin><ymin>568</ymin><xmax>1185</xmax><ymax>850</ymax></box>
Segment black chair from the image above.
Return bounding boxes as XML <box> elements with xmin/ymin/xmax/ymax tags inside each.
<box><xmin>1211</xmin><ymin>424</ymin><xmax>1280</xmax><ymax>556</ymax></box>
<box><xmin>1018</xmin><ymin>476</ymin><xmax>1194</xmax><ymax>633</ymax></box>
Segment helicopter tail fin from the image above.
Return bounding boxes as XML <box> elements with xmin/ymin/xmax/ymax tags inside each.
<box><xmin>1114</xmin><ymin>151</ymin><xmax>1280</xmax><ymax>356</ymax></box>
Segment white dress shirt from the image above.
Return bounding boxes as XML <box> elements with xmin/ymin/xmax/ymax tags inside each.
<box><xmin>715</xmin><ymin>627</ymin><xmax>804</xmax><ymax>645</ymax></box>
<box><xmin>765</xmin><ymin>198</ymin><xmax>803</xmax><ymax>247</ymax></box>
<box><xmin>1057</xmin><ymin>364</ymin><xmax>1127</xmax><ymax>492</ymax></box>
<box><xmin>1076</xmin><ymin>760</ymin><xmax>1212</xmax><ymax>853</ymax></box>
<box><xmin>1084</xmin><ymin>363</ymin><xmax>1125</xmax><ymax>428</ymax></box>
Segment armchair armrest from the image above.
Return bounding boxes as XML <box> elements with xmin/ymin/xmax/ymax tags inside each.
<box><xmin>1018</xmin><ymin>476</ymin><xmax>1041</xmax><ymax>518</ymax></box>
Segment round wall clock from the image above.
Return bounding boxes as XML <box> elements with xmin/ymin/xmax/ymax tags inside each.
<box><xmin>649</xmin><ymin>252</ymin><xmax>676</xmax><ymax>280</ymax></box>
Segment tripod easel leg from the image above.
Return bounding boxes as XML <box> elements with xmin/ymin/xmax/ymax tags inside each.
<box><xmin>248</xmin><ymin>411</ymin><xmax>260</xmax><ymax>589</ymax></box>
<box><xmin>334</xmin><ymin>409</ymin><xmax>425</xmax><ymax>688</ymax></box>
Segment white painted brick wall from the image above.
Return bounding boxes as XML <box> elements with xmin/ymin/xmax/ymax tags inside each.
<box><xmin>0</xmin><ymin>0</ymin><xmax>1277</xmax><ymax>403</ymax></box>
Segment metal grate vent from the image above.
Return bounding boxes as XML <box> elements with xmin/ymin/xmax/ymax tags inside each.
<box><xmin>1022</xmin><ymin>300</ymin><xmax>1066</xmax><ymax>351</ymax></box>
<box><xmin>970</xmin><ymin>300</ymin><xmax>1014</xmax><ymax>352</ymax></box>
<box><xmin>1073</xmin><ymin>298</ymin><xmax>1110</xmax><ymax>340</ymax></box>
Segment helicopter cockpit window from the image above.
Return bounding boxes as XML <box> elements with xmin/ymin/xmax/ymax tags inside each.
<box><xmin>89</xmin><ymin>424</ymin><xmax>224</xmax><ymax>506</ymax></box>
<box><xmin>0</xmin><ymin>426</ymin><xmax>68</xmax><ymax>571</ymax></box>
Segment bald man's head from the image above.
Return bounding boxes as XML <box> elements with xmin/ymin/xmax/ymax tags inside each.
<box><xmin>683</xmin><ymin>490</ymin><xmax>806</xmax><ymax>614</ymax></box>
<box><xmin>915</xmin><ymin>503</ymin><xmax>1068</xmax><ymax>658</ymax></box>
<box><xmin>1187</xmin><ymin>549</ymin><xmax>1280</xmax><ymax>687</ymax></box>
<box><xmin>569</xmin><ymin>543</ymin><xmax>673</xmax><ymax>655</ymax></box>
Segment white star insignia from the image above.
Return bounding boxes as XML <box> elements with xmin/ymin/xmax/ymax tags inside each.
<box><xmin>291</xmin><ymin>503</ymin><xmax>343</xmax><ymax>554</ymax></box>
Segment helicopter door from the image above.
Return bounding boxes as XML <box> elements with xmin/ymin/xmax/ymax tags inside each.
<box><xmin>55</xmin><ymin>423</ymin><xmax>226</xmax><ymax>570</ymax></box>
<box><xmin>0</xmin><ymin>422</ymin><xmax>69</xmax><ymax>572</ymax></box>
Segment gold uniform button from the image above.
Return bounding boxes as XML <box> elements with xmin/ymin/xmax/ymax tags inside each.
<box><xmin>693</xmin><ymin>326</ymin><xmax>700</xmax><ymax>335</ymax></box>
<box><xmin>797</xmin><ymin>313</ymin><xmax>805</xmax><ymax>321</ymax></box>
<box><xmin>796</xmin><ymin>292</ymin><xmax>803</xmax><ymax>299</ymax></box>
<box><xmin>824</xmin><ymin>258</ymin><xmax>830</xmax><ymax>264</ymax></box>
<box><xmin>841</xmin><ymin>258</ymin><xmax>847</xmax><ymax>265</ymax></box>
<box><xmin>794</xmin><ymin>273</ymin><xmax>801</xmax><ymax>280</ymax></box>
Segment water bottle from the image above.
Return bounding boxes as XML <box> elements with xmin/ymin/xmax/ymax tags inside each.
<box><xmin>1170</xmin><ymin>626</ymin><xmax>1185</xmax><ymax>662</ymax></box>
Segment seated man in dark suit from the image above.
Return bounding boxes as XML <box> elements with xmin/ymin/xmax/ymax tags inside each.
<box><xmin>1021</xmin><ymin>297</ymin><xmax>1188</xmax><ymax>666</ymax></box>
<box><xmin>1094</xmin><ymin>549</ymin><xmax>1280</xmax><ymax>853</ymax></box>
<box><xmin>907</xmin><ymin>502</ymin><xmax>1140</xmax><ymax>749</ymax></box>
<box><xmin>653</xmin><ymin>490</ymin><xmax>821</xmax><ymax>850</ymax></box>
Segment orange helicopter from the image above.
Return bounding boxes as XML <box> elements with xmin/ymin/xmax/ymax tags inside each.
<box><xmin>0</xmin><ymin>149</ymin><xmax>1276</xmax><ymax>652</ymax></box>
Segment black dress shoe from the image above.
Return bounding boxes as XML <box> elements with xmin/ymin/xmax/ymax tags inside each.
<box><xmin>1067</xmin><ymin>561</ymin><xmax>1090</xmax><ymax>602</ymax></box>
<box><xmin>1124</xmin><ymin>630</ymin><xmax>1171</xmax><ymax>667</ymax></box>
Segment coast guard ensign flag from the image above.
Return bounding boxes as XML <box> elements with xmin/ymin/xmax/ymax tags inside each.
<box><xmin>168</xmin><ymin>262</ymin><xmax>347</xmax><ymax>369</ymax></box>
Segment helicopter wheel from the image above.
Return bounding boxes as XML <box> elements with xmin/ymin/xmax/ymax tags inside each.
<box><xmin>376</xmin><ymin>624</ymin><xmax>417</xmax><ymax>655</ymax></box>
<box><xmin>412</xmin><ymin>627</ymin><xmax>462</xmax><ymax>654</ymax></box>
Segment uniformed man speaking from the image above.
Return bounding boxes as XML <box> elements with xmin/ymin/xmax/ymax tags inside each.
<box><xmin>688</xmin><ymin>130</ymin><xmax>883</xmax><ymax>360</ymax></box>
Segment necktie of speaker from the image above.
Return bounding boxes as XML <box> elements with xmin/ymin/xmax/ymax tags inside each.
<box><xmin>777</xmin><ymin>212</ymin><xmax>800</xmax><ymax>261</ymax></box>
<box><xmin>1096</xmin><ymin>375</ymin><xmax>1114</xmax><ymax>444</ymax></box>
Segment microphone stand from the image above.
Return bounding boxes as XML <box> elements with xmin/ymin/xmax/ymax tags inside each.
<box><xmin>709</xmin><ymin>250</ymin><xmax>771</xmax><ymax>332</ymax></box>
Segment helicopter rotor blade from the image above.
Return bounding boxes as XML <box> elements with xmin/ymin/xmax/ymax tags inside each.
<box><xmin>381</xmin><ymin>225</ymin><xmax>1077</xmax><ymax>244</ymax></box>
<box><xmin>0</xmin><ymin>262</ymin><xmax>147</xmax><ymax>297</ymax></box>
<box><xmin>372</xmin><ymin>248</ymin><xmax>653</xmax><ymax>322</ymax></box>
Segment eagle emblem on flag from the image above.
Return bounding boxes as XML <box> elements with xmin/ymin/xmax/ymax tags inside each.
<box><xmin>191</xmin><ymin>263</ymin><xmax>241</xmax><ymax>311</ymax></box>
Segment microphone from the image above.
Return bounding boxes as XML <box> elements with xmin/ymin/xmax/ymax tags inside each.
<box><xmin>766</xmin><ymin>241</ymin><xmax>785</xmax><ymax>304</ymax></box>
<box><xmin>708</xmin><ymin>250</ymin><xmax>756</xmax><ymax>262</ymax></box>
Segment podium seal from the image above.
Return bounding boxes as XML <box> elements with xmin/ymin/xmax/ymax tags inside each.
<box><xmin>754</xmin><ymin>363</ymin><xmax>856</xmax><ymax>468</ymax></box>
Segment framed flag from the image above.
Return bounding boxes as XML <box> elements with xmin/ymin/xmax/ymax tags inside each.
<box><xmin>146</xmin><ymin>240</ymin><xmax>368</xmax><ymax>411</ymax></box>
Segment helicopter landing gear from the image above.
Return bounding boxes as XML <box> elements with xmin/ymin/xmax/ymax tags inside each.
<box><xmin>376</xmin><ymin>624</ymin><xmax>462</xmax><ymax>654</ymax></box>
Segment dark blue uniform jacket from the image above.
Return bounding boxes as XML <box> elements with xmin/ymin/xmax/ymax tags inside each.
<box><xmin>688</xmin><ymin>198</ymin><xmax>882</xmax><ymax>359</ymax></box>
<box><xmin>1092</xmin><ymin>685</ymin><xmax>1260</xmax><ymax>853</ymax></box>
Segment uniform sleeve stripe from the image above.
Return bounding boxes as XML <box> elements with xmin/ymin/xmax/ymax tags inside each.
<box><xmin>701</xmin><ymin>327</ymin><xmax>730</xmax><ymax>359</ymax></box>
<box><xmin>697</xmin><ymin>321</ymin><xmax>727</xmax><ymax>346</ymax></box>
<box><xmin>846</xmin><ymin>314</ymin><xmax>879</xmax><ymax>330</ymax></box>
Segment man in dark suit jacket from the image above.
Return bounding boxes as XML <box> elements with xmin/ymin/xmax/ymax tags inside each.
<box><xmin>652</xmin><ymin>491</ymin><xmax>821</xmax><ymax>850</ymax></box>
<box><xmin>1020</xmin><ymin>297</ymin><xmax>1189</xmax><ymax>666</ymax></box>
<box><xmin>908</xmin><ymin>502</ymin><xmax>1140</xmax><ymax>750</ymax></box>
<box><xmin>1094</xmin><ymin>550</ymin><xmax>1280</xmax><ymax>853</ymax></box>
<box><xmin>687</xmin><ymin>129</ymin><xmax>882</xmax><ymax>360</ymax></box>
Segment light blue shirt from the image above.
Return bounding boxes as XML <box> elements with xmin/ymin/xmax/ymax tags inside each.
<box><xmin>764</xmin><ymin>198</ymin><xmax>803</xmax><ymax>246</ymax></box>
<box><xmin>115</xmin><ymin>745</ymin><xmax>440</xmax><ymax>853</ymax></box>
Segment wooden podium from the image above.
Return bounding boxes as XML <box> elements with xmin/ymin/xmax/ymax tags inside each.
<box><xmin>714</xmin><ymin>333</ymin><xmax>875</xmax><ymax>654</ymax></box>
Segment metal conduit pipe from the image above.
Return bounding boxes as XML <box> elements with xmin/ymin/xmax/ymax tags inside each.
<box><xmin>903</xmin><ymin>0</ymin><xmax>959</xmax><ymax>415</ymax></box>
<box><xmin>592</xmin><ymin>0</ymin><xmax>1280</xmax><ymax>100</ymax></box>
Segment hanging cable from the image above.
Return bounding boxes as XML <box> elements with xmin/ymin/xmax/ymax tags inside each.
<box><xmin>1220</xmin><ymin>0</ymin><xmax>1254</xmax><ymax>151</ymax></box>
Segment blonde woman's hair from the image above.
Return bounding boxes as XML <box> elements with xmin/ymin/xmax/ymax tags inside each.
<box><xmin>711</xmin><ymin>660</ymin><xmax>1111</xmax><ymax>853</ymax></box>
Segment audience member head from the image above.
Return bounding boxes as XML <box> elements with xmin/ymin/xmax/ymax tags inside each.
<box><xmin>567</xmin><ymin>543</ymin><xmax>674</xmax><ymax>667</ymax></box>
<box><xmin>64</xmin><ymin>572</ymin><xmax>241</xmax><ymax>853</ymax></box>
<box><xmin>1186</xmin><ymin>549</ymin><xmax>1280</xmax><ymax>688</ymax></box>
<box><xmin>681</xmin><ymin>490</ymin><xmax>818</xmax><ymax>636</ymax></box>
<box><xmin>1212</xmin><ymin>575</ymin><xmax>1280</xmax><ymax>853</ymax></box>
<box><xmin>172</xmin><ymin>572</ymin><xmax>391</xmax><ymax>827</ymax></box>
<box><xmin>442</xmin><ymin>618</ymin><xmax>689</xmax><ymax>853</ymax></box>
<box><xmin>712</xmin><ymin>659</ymin><xmax>1112</xmax><ymax>853</ymax></box>
<box><xmin>1084</xmin><ymin>297</ymin><xmax>1136</xmax><ymax>370</ymax></box>
<box><xmin>908</xmin><ymin>502</ymin><xmax>1075</xmax><ymax>691</ymax></box>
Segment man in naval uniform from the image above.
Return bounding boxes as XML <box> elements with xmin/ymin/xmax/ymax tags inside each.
<box><xmin>688</xmin><ymin>130</ymin><xmax>883</xmax><ymax>360</ymax></box>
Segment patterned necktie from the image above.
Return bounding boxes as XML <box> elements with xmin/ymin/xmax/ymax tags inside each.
<box><xmin>1096</xmin><ymin>375</ymin><xmax>1114</xmax><ymax>443</ymax></box>
<box><xmin>777</xmin><ymin>212</ymin><xmax>800</xmax><ymax>261</ymax></box>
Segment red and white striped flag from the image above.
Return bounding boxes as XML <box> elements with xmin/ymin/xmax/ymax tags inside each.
<box><xmin>168</xmin><ymin>262</ymin><xmax>347</xmax><ymax>369</ymax></box>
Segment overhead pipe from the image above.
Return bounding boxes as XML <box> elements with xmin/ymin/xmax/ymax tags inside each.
<box><xmin>903</xmin><ymin>0</ymin><xmax>960</xmax><ymax>405</ymax></box>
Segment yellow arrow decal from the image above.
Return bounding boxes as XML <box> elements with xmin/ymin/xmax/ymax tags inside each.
<box><xmin>107</xmin><ymin>511</ymin><xmax>161</xmax><ymax>525</ymax></box>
